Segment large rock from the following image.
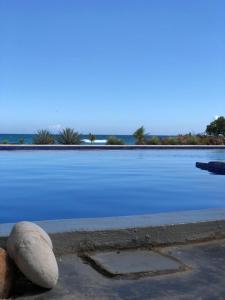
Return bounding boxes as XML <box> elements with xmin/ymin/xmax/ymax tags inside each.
<box><xmin>7</xmin><ymin>221</ymin><xmax>52</xmax><ymax>258</ymax></box>
<box><xmin>7</xmin><ymin>222</ymin><xmax>58</xmax><ymax>289</ymax></box>
<box><xmin>196</xmin><ymin>161</ymin><xmax>225</xmax><ymax>174</ymax></box>
<box><xmin>0</xmin><ymin>248</ymin><xmax>14</xmax><ymax>299</ymax></box>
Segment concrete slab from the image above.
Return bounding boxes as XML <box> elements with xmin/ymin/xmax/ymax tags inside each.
<box><xmin>86</xmin><ymin>250</ymin><xmax>185</xmax><ymax>277</ymax></box>
<box><xmin>14</xmin><ymin>239</ymin><xmax>225</xmax><ymax>299</ymax></box>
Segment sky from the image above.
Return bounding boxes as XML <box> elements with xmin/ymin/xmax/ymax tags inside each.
<box><xmin>0</xmin><ymin>0</ymin><xmax>225</xmax><ymax>135</ymax></box>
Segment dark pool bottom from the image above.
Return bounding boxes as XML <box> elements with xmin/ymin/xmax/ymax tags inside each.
<box><xmin>0</xmin><ymin>149</ymin><xmax>224</xmax><ymax>223</ymax></box>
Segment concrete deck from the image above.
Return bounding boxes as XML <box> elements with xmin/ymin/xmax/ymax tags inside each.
<box><xmin>15</xmin><ymin>239</ymin><xmax>225</xmax><ymax>299</ymax></box>
<box><xmin>1</xmin><ymin>144</ymin><xmax>225</xmax><ymax>150</ymax></box>
<box><xmin>2</xmin><ymin>209</ymin><xmax>225</xmax><ymax>299</ymax></box>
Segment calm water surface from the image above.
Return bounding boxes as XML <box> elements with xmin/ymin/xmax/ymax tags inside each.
<box><xmin>0</xmin><ymin>150</ymin><xmax>225</xmax><ymax>223</ymax></box>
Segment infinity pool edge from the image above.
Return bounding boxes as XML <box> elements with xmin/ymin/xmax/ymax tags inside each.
<box><xmin>1</xmin><ymin>144</ymin><xmax>225</xmax><ymax>150</ymax></box>
<box><xmin>1</xmin><ymin>208</ymin><xmax>225</xmax><ymax>254</ymax></box>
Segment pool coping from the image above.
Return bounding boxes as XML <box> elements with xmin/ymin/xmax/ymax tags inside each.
<box><xmin>1</xmin><ymin>208</ymin><xmax>225</xmax><ymax>254</ymax></box>
<box><xmin>1</xmin><ymin>144</ymin><xmax>225</xmax><ymax>150</ymax></box>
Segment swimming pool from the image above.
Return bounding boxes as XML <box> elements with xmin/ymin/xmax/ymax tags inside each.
<box><xmin>0</xmin><ymin>150</ymin><xmax>224</xmax><ymax>223</ymax></box>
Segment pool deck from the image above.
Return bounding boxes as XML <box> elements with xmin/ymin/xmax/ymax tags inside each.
<box><xmin>1</xmin><ymin>144</ymin><xmax>225</xmax><ymax>150</ymax></box>
<box><xmin>15</xmin><ymin>238</ymin><xmax>225</xmax><ymax>299</ymax></box>
<box><xmin>2</xmin><ymin>208</ymin><xmax>225</xmax><ymax>299</ymax></box>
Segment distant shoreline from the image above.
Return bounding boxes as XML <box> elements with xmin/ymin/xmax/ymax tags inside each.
<box><xmin>0</xmin><ymin>133</ymin><xmax>136</xmax><ymax>145</ymax></box>
<box><xmin>1</xmin><ymin>133</ymin><xmax>224</xmax><ymax>147</ymax></box>
<box><xmin>0</xmin><ymin>134</ymin><xmax>169</xmax><ymax>145</ymax></box>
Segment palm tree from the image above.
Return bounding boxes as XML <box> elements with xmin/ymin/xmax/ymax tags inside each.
<box><xmin>133</xmin><ymin>126</ymin><xmax>146</xmax><ymax>145</ymax></box>
<box><xmin>57</xmin><ymin>128</ymin><xmax>81</xmax><ymax>145</ymax></box>
<box><xmin>88</xmin><ymin>133</ymin><xmax>96</xmax><ymax>144</ymax></box>
<box><xmin>33</xmin><ymin>130</ymin><xmax>55</xmax><ymax>144</ymax></box>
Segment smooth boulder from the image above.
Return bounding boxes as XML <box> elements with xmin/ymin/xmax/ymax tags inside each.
<box><xmin>0</xmin><ymin>248</ymin><xmax>14</xmax><ymax>299</ymax></box>
<box><xmin>7</xmin><ymin>222</ymin><xmax>58</xmax><ymax>289</ymax></box>
<box><xmin>7</xmin><ymin>222</ymin><xmax>53</xmax><ymax>259</ymax></box>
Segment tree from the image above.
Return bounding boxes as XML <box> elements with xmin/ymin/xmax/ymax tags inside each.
<box><xmin>57</xmin><ymin>128</ymin><xmax>81</xmax><ymax>145</ymax></box>
<box><xmin>88</xmin><ymin>133</ymin><xmax>96</xmax><ymax>144</ymax></box>
<box><xmin>206</xmin><ymin>116</ymin><xmax>225</xmax><ymax>136</ymax></box>
<box><xmin>133</xmin><ymin>126</ymin><xmax>146</xmax><ymax>145</ymax></box>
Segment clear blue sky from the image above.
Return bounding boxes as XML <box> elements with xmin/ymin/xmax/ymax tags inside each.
<box><xmin>0</xmin><ymin>0</ymin><xmax>225</xmax><ymax>134</ymax></box>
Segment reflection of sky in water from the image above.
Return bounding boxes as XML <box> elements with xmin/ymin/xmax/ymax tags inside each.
<box><xmin>0</xmin><ymin>150</ymin><xmax>225</xmax><ymax>223</ymax></box>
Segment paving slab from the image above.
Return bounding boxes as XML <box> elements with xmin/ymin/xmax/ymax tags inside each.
<box><xmin>86</xmin><ymin>250</ymin><xmax>186</xmax><ymax>277</ymax></box>
<box><xmin>13</xmin><ymin>239</ymin><xmax>225</xmax><ymax>299</ymax></box>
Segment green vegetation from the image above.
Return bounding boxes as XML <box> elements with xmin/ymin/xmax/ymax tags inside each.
<box><xmin>106</xmin><ymin>136</ymin><xmax>124</xmax><ymax>145</ymax></box>
<box><xmin>57</xmin><ymin>128</ymin><xmax>81</xmax><ymax>145</ymax></box>
<box><xmin>2</xmin><ymin>139</ymin><xmax>8</xmax><ymax>144</ymax></box>
<box><xmin>88</xmin><ymin>133</ymin><xmax>96</xmax><ymax>144</ymax></box>
<box><xmin>33</xmin><ymin>130</ymin><xmax>54</xmax><ymax>145</ymax></box>
<box><xmin>145</xmin><ymin>136</ymin><xmax>160</xmax><ymax>145</ymax></box>
<box><xmin>161</xmin><ymin>136</ymin><xmax>179</xmax><ymax>145</ymax></box>
<box><xmin>19</xmin><ymin>137</ymin><xmax>24</xmax><ymax>144</ymax></box>
<box><xmin>134</xmin><ymin>117</ymin><xmax>225</xmax><ymax>145</ymax></box>
<box><xmin>133</xmin><ymin>126</ymin><xmax>146</xmax><ymax>145</ymax></box>
<box><xmin>206</xmin><ymin>116</ymin><xmax>225</xmax><ymax>136</ymax></box>
<box><xmin>145</xmin><ymin>134</ymin><xmax>225</xmax><ymax>145</ymax></box>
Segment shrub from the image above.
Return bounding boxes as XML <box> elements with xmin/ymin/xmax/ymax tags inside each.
<box><xmin>106</xmin><ymin>136</ymin><xmax>124</xmax><ymax>145</ymax></box>
<box><xmin>162</xmin><ymin>137</ymin><xmax>179</xmax><ymax>145</ymax></box>
<box><xmin>202</xmin><ymin>135</ymin><xmax>225</xmax><ymax>145</ymax></box>
<box><xmin>33</xmin><ymin>130</ymin><xmax>55</xmax><ymax>144</ymax></box>
<box><xmin>2</xmin><ymin>139</ymin><xmax>8</xmax><ymax>144</ymax></box>
<box><xmin>19</xmin><ymin>138</ymin><xmax>24</xmax><ymax>144</ymax></box>
<box><xmin>57</xmin><ymin>128</ymin><xmax>81</xmax><ymax>145</ymax></box>
<box><xmin>160</xmin><ymin>134</ymin><xmax>225</xmax><ymax>145</ymax></box>
<box><xmin>145</xmin><ymin>136</ymin><xmax>160</xmax><ymax>145</ymax></box>
<box><xmin>183</xmin><ymin>134</ymin><xmax>198</xmax><ymax>145</ymax></box>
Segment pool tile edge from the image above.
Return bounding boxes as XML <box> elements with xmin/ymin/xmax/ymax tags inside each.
<box><xmin>1</xmin><ymin>208</ymin><xmax>225</xmax><ymax>254</ymax></box>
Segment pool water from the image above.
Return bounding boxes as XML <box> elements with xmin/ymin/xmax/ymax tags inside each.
<box><xmin>0</xmin><ymin>150</ymin><xmax>225</xmax><ymax>223</ymax></box>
